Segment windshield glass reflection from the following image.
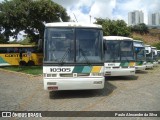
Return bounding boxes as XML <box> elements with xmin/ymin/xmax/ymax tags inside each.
<box><xmin>134</xmin><ymin>47</ymin><xmax>145</xmax><ymax>61</ymax></box>
<box><xmin>44</xmin><ymin>28</ymin><xmax>103</xmax><ymax>64</ymax></box>
<box><xmin>104</xmin><ymin>40</ymin><xmax>134</xmax><ymax>62</ymax></box>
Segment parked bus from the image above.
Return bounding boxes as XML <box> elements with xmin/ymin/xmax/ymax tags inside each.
<box><xmin>0</xmin><ymin>44</ymin><xmax>43</xmax><ymax>66</ymax></box>
<box><xmin>157</xmin><ymin>50</ymin><xmax>160</xmax><ymax>63</ymax></box>
<box><xmin>151</xmin><ymin>46</ymin><xmax>158</xmax><ymax>67</ymax></box>
<box><xmin>103</xmin><ymin>36</ymin><xmax>135</xmax><ymax>76</ymax></box>
<box><xmin>145</xmin><ymin>45</ymin><xmax>154</xmax><ymax>69</ymax></box>
<box><xmin>42</xmin><ymin>22</ymin><xmax>104</xmax><ymax>91</ymax></box>
<box><xmin>133</xmin><ymin>40</ymin><xmax>146</xmax><ymax>71</ymax></box>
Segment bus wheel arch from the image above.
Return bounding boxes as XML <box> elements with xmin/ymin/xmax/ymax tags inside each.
<box><xmin>19</xmin><ymin>61</ymin><xmax>27</xmax><ymax>66</ymax></box>
<box><xmin>27</xmin><ymin>60</ymin><xmax>35</xmax><ymax>66</ymax></box>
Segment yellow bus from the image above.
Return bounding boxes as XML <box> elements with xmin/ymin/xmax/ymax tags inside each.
<box><xmin>0</xmin><ymin>44</ymin><xmax>43</xmax><ymax>66</ymax></box>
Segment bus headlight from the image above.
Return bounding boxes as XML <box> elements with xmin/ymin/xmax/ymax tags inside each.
<box><xmin>93</xmin><ymin>81</ymin><xmax>102</xmax><ymax>84</ymax></box>
<box><xmin>47</xmin><ymin>82</ymin><xmax>57</xmax><ymax>85</ymax></box>
<box><xmin>43</xmin><ymin>73</ymin><xmax>57</xmax><ymax>77</ymax></box>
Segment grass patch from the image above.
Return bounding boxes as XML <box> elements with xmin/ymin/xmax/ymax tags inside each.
<box><xmin>1</xmin><ymin>66</ymin><xmax>42</xmax><ymax>75</ymax></box>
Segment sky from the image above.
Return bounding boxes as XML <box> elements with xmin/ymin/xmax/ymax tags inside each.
<box><xmin>0</xmin><ymin>0</ymin><xmax>160</xmax><ymax>24</ymax></box>
<box><xmin>52</xmin><ymin>0</ymin><xmax>160</xmax><ymax>24</ymax></box>
<box><xmin>0</xmin><ymin>0</ymin><xmax>160</xmax><ymax>40</ymax></box>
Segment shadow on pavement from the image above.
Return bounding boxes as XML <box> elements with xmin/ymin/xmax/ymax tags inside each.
<box><xmin>135</xmin><ymin>70</ymin><xmax>148</xmax><ymax>74</ymax></box>
<box><xmin>105</xmin><ymin>75</ymin><xmax>138</xmax><ymax>81</ymax></box>
<box><xmin>49</xmin><ymin>81</ymin><xmax>117</xmax><ymax>99</ymax></box>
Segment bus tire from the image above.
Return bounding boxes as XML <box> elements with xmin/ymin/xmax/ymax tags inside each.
<box><xmin>27</xmin><ymin>60</ymin><xmax>35</xmax><ymax>66</ymax></box>
<box><xmin>19</xmin><ymin>61</ymin><xmax>26</xmax><ymax>66</ymax></box>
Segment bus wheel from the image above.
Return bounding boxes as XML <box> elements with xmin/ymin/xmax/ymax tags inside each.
<box><xmin>19</xmin><ymin>61</ymin><xmax>26</xmax><ymax>66</ymax></box>
<box><xmin>27</xmin><ymin>60</ymin><xmax>35</xmax><ymax>66</ymax></box>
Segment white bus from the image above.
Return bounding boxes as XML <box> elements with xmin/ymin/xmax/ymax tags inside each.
<box><xmin>151</xmin><ymin>46</ymin><xmax>158</xmax><ymax>67</ymax></box>
<box><xmin>43</xmin><ymin>22</ymin><xmax>104</xmax><ymax>91</ymax></box>
<box><xmin>103</xmin><ymin>36</ymin><xmax>135</xmax><ymax>76</ymax></box>
<box><xmin>133</xmin><ymin>40</ymin><xmax>146</xmax><ymax>71</ymax></box>
<box><xmin>157</xmin><ymin>50</ymin><xmax>160</xmax><ymax>63</ymax></box>
<box><xmin>145</xmin><ymin>45</ymin><xmax>154</xmax><ymax>69</ymax></box>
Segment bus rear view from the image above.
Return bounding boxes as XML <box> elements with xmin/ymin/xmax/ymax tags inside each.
<box><xmin>43</xmin><ymin>22</ymin><xmax>104</xmax><ymax>91</ymax></box>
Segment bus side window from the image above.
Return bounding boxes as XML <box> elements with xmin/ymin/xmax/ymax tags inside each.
<box><xmin>14</xmin><ymin>48</ymin><xmax>18</xmax><ymax>52</ymax></box>
<box><xmin>0</xmin><ymin>48</ymin><xmax>7</xmax><ymax>53</ymax></box>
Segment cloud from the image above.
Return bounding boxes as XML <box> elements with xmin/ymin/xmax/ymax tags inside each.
<box><xmin>53</xmin><ymin>0</ymin><xmax>160</xmax><ymax>24</ymax></box>
<box><xmin>53</xmin><ymin>0</ymin><xmax>116</xmax><ymax>23</ymax></box>
<box><xmin>1</xmin><ymin>0</ymin><xmax>160</xmax><ymax>24</ymax></box>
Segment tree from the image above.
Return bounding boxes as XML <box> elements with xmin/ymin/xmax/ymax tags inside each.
<box><xmin>0</xmin><ymin>0</ymin><xmax>70</xmax><ymax>43</ymax></box>
<box><xmin>95</xmin><ymin>18</ymin><xmax>131</xmax><ymax>36</ymax></box>
<box><xmin>131</xmin><ymin>23</ymin><xmax>149</xmax><ymax>34</ymax></box>
<box><xmin>0</xmin><ymin>33</ymin><xmax>7</xmax><ymax>43</ymax></box>
<box><xmin>153</xmin><ymin>42</ymin><xmax>160</xmax><ymax>50</ymax></box>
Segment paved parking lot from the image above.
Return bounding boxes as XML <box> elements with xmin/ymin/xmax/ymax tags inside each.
<box><xmin>0</xmin><ymin>65</ymin><xmax>160</xmax><ymax>120</ymax></box>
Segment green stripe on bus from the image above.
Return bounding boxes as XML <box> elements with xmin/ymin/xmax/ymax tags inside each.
<box><xmin>0</xmin><ymin>57</ymin><xmax>8</xmax><ymax>63</ymax></box>
<box><xmin>120</xmin><ymin>62</ymin><xmax>129</xmax><ymax>67</ymax></box>
<box><xmin>136</xmin><ymin>61</ymin><xmax>143</xmax><ymax>65</ymax></box>
<box><xmin>73</xmin><ymin>66</ymin><xmax>84</xmax><ymax>73</ymax></box>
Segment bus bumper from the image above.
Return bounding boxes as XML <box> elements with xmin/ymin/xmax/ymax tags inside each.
<box><xmin>104</xmin><ymin>68</ymin><xmax>135</xmax><ymax>76</ymax></box>
<box><xmin>146</xmin><ymin>63</ymin><xmax>153</xmax><ymax>69</ymax></box>
<box><xmin>153</xmin><ymin>62</ymin><xmax>158</xmax><ymax>67</ymax></box>
<box><xmin>43</xmin><ymin>77</ymin><xmax>104</xmax><ymax>91</ymax></box>
<box><xmin>135</xmin><ymin>65</ymin><xmax>146</xmax><ymax>71</ymax></box>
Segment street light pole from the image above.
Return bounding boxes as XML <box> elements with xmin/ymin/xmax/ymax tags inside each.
<box><xmin>90</xmin><ymin>15</ymin><xmax>91</xmax><ymax>23</ymax></box>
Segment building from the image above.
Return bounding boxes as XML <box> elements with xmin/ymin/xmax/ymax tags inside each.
<box><xmin>128</xmin><ymin>10</ymin><xmax>144</xmax><ymax>26</ymax></box>
<box><xmin>148</xmin><ymin>12</ymin><xmax>160</xmax><ymax>26</ymax></box>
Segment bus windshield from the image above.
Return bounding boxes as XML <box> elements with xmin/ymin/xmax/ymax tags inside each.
<box><xmin>152</xmin><ymin>49</ymin><xmax>158</xmax><ymax>61</ymax></box>
<box><xmin>104</xmin><ymin>40</ymin><xmax>134</xmax><ymax>62</ymax></box>
<box><xmin>146</xmin><ymin>52</ymin><xmax>153</xmax><ymax>61</ymax></box>
<box><xmin>134</xmin><ymin>47</ymin><xmax>145</xmax><ymax>61</ymax></box>
<box><xmin>44</xmin><ymin>27</ymin><xmax>103</xmax><ymax>64</ymax></box>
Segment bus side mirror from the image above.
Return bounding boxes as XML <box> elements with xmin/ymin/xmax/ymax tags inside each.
<box><xmin>135</xmin><ymin>48</ymin><xmax>140</xmax><ymax>53</ymax></box>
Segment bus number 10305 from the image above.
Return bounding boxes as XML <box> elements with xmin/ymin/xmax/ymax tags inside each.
<box><xmin>50</xmin><ymin>68</ymin><xmax>71</xmax><ymax>72</ymax></box>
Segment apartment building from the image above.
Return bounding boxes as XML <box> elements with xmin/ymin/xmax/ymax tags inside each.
<box><xmin>128</xmin><ymin>10</ymin><xmax>144</xmax><ymax>26</ymax></box>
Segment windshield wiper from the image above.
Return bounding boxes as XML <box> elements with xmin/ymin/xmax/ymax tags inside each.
<box><xmin>79</xmin><ymin>48</ymin><xmax>91</xmax><ymax>65</ymax></box>
<box><xmin>48</xmin><ymin>49</ymin><xmax>57</xmax><ymax>61</ymax></box>
<box><xmin>59</xmin><ymin>48</ymin><xmax>71</xmax><ymax>65</ymax></box>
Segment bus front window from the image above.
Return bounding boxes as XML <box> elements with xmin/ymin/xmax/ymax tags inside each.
<box><xmin>44</xmin><ymin>28</ymin><xmax>74</xmax><ymax>63</ymax></box>
<box><xmin>135</xmin><ymin>47</ymin><xmax>145</xmax><ymax>61</ymax></box>
<box><xmin>104</xmin><ymin>41</ymin><xmax>120</xmax><ymax>62</ymax></box>
<box><xmin>76</xmin><ymin>29</ymin><xmax>103</xmax><ymax>63</ymax></box>
<box><xmin>120</xmin><ymin>41</ymin><xmax>134</xmax><ymax>61</ymax></box>
<box><xmin>44</xmin><ymin>28</ymin><xmax>103</xmax><ymax>64</ymax></box>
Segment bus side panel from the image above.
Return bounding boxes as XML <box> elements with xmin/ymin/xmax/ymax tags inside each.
<box><xmin>30</xmin><ymin>53</ymin><xmax>43</xmax><ymax>65</ymax></box>
<box><xmin>0</xmin><ymin>53</ymin><xmax>20</xmax><ymax>66</ymax></box>
<box><xmin>0</xmin><ymin>53</ymin><xmax>43</xmax><ymax>66</ymax></box>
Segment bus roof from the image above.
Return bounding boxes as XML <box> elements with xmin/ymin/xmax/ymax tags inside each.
<box><xmin>103</xmin><ymin>36</ymin><xmax>133</xmax><ymax>41</ymax></box>
<box><xmin>133</xmin><ymin>39</ymin><xmax>143</xmax><ymax>43</ymax></box>
<box><xmin>45</xmin><ymin>22</ymin><xmax>102</xmax><ymax>28</ymax></box>
<box><xmin>0</xmin><ymin>44</ymin><xmax>35</xmax><ymax>48</ymax></box>
<box><xmin>151</xmin><ymin>47</ymin><xmax>157</xmax><ymax>49</ymax></box>
<box><xmin>145</xmin><ymin>44</ymin><xmax>151</xmax><ymax>47</ymax></box>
